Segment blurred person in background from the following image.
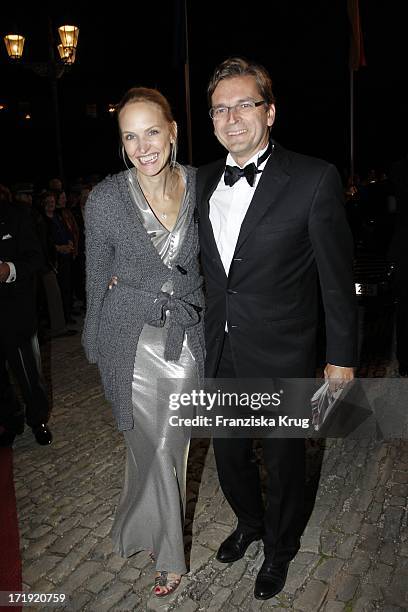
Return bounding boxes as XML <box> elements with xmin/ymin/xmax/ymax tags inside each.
<box><xmin>37</xmin><ymin>191</ymin><xmax>77</xmax><ymax>339</ymax></box>
<box><xmin>42</xmin><ymin>191</ymin><xmax>75</xmax><ymax>324</ymax></box>
<box><xmin>0</xmin><ymin>184</ymin><xmax>52</xmax><ymax>446</ymax></box>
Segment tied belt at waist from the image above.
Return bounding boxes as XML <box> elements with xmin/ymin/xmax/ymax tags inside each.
<box><xmin>118</xmin><ymin>279</ymin><xmax>202</xmax><ymax>362</ymax></box>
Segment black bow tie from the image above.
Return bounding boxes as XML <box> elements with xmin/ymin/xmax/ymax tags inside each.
<box><xmin>224</xmin><ymin>163</ymin><xmax>258</xmax><ymax>187</ymax></box>
<box><xmin>224</xmin><ymin>141</ymin><xmax>273</xmax><ymax>187</ymax></box>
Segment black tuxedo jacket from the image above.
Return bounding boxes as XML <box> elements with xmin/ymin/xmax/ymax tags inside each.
<box><xmin>0</xmin><ymin>202</ymin><xmax>43</xmax><ymax>345</ymax></box>
<box><xmin>197</xmin><ymin>142</ymin><xmax>358</xmax><ymax>378</ymax></box>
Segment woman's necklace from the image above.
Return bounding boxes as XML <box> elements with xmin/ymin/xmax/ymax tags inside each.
<box><xmin>159</xmin><ymin>195</ymin><xmax>170</xmax><ymax>219</ymax></box>
<box><xmin>137</xmin><ymin>171</ymin><xmax>177</xmax><ymax>220</ymax></box>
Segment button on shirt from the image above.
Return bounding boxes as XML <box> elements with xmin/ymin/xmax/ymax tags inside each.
<box><xmin>209</xmin><ymin>144</ymin><xmax>270</xmax><ymax>275</ymax></box>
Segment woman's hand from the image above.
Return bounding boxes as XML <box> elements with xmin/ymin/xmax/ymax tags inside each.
<box><xmin>108</xmin><ymin>275</ymin><xmax>118</xmax><ymax>290</ymax></box>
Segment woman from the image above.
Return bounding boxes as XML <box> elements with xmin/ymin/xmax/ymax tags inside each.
<box><xmin>56</xmin><ymin>190</ymin><xmax>80</xmax><ymax>259</ymax></box>
<box><xmin>36</xmin><ymin>191</ymin><xmax>73</xmax><ymax>339</ymax></box>
<box><xmin>82</xmin><ymin>88</ymin><xmax>205</xmax><ymax>597</ymax></box>
<box><xmin>42</xmin><ymin>191</ymin><xmax>75</xmax><ymax>324</ymax></box>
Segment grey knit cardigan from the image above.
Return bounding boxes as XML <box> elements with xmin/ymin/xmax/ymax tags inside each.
<box><xmin>82</xmin><ymin>167</ymin><xmax>205</xmax><ymax>431</ymax></box>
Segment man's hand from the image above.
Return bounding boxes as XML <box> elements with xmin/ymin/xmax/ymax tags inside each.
<box><xmin>324</xmin><ymin>363</ymin><xmax>354</xmax><ymax>392</ymax></box>
<box><xmin>0</xmin><ymin>262</ymin><xmax>10</xmax><ymax>282</ymax></box>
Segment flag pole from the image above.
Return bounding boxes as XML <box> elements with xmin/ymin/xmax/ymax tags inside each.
<box><xmin>347</xmin><ymin>0</ymin><xmax>366</xmax><ymax>183</ymax></box>
<box><xmin>350</xmin><ymin>68</ymin><xmax>355</xmax><ymax>180</ymax></box>
<box><xmin>183</xmin><ymin>0</ymin><xmax>193</xmax><ymax>165</ymax></box>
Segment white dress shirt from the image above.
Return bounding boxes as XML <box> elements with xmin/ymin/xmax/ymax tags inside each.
<box><xmin>209</xmin><ymin>144</ymin><xmax>271</xmax><ymax>275</ymax></box>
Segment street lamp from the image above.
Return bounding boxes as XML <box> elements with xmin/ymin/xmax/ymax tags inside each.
<box><xmin>3</xmin><ymin>23</ymin><xmax>79</xmax><ymax>64</ymax></box>
<box><xmin>57</xmin><ymin>25</ymin><xmax>79</xmax><ymax>65</ymax></box>
<box><xmin>3</xmin><ymin>34</ymin><xmax>25</xmax><ymax>59</ymax></box>
<box><xmin>57</xmin><ymin>44</ymin><xmax>77</xmax><ymax>65</ymax></box>
<box><xmin>2</xmin><ymin>20</ymin><xmax>80</xmax><ymax>182</ymax></box>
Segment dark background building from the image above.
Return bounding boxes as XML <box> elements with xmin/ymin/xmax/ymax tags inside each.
<box><xmin>1</xmin><ymin>0</ymin><xmax>407</xmax><ymax>187</ymax></box>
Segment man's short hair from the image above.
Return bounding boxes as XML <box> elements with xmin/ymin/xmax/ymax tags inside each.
<box><xmin>207</xmin><ymin>57</ymin><xmax>276</xmax><ymax>107</ymax></box>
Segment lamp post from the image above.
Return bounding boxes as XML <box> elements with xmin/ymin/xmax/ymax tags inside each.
<box><xmin>3</xmin><ymin>18</ymin><xmax>79</xmax><ymax>183</ymax></box>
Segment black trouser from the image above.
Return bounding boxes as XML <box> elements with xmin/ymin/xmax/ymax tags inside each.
<box><xmin>0</xmin><ymin>334</ymin><xmax>49</xmax><ymax>430</ymax></box>
<box><xmin>212</xmin><ymin>334</ymin><xmax>305</xmax><ymax>564</ymax></box>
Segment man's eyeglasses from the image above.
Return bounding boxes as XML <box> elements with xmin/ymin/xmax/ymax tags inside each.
<box><xmin>209</xmin><ymin>100</ymin><xmax>266</xmax><ymax>120</ymax></box>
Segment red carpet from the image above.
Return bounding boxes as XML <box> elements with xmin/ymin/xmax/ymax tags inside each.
<box><xmin>0</xmin><ymin>447</ymin><xmax>22</xmax><ymax>608</ymax></box>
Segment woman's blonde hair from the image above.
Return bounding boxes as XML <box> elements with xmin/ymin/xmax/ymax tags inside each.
<box><xmin>117</xmin><ymin>87</ymin><xmax>177</xmax><ymax>167</ymax></box>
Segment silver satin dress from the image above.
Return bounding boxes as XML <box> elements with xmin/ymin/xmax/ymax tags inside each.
<box><xmin>110</xmin><ymin>168</ymin><xmax>198</xmax><ymax>574</ymax></box>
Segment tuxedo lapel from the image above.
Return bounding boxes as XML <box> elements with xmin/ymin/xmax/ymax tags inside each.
<box><xmin>235</xmin><ymin>144</ymin><xmax>290</xmax><ymax>254</ymax></box>
<box><xmin>198</xmin><ymin>160</ymin><xmax>226</xmax><ymax>277</ymax></box>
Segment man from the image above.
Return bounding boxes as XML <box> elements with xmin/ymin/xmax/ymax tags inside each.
<box><xmin>0</xmin><ymin>185</ymin><xmax>52</xmax><ymax>446</ymax></box>
<box><xmin>196</xmin><ymin>58</ymin><xmax>357</xmax><ymax>600</ymax></box>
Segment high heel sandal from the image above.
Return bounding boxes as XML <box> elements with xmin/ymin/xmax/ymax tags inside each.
<box><xmin>153</xmin><ymin>571</ymin><xmax>181</xmax><ymax>598</ymax></box>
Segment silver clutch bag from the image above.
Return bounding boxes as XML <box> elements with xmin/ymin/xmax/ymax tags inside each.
<box><xmin>311</xmin><ymin>380</ymin><xmax>348</xmax><ymax>432</ymax></box>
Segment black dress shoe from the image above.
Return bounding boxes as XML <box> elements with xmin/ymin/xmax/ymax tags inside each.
<box><xmin>32</xmin><ymin>423</ymin><xmax>53</xmax><ymax>445</ymax></box>
<box><xmin>216</xmin><ymin>529</ymin><xmax>262</xmax><ymax>563</ymax></box>
<box><xmin>254</xmin><ymin>560</ymin><xmax>290</xmax><ymax>600</ymax></box>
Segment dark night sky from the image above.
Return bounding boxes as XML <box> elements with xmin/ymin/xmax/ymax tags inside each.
<box><xmin>1</xmin><ymin>0</ymin><xmax>407</xmax><ymax>187</ymax></box>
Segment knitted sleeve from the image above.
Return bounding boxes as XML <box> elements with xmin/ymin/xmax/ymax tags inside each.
<box><xmin>82</xmin><ymin>181</ymin><xmax>115</xmax><ymax>363</ymax></box>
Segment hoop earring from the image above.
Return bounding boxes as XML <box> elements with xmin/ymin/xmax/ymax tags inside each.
<box><xmin>120</xmin><ymin>144</ymin><xmax>132</xmax><ymax>171</ymax></box>
<box><xmin>170</xmin><ymin>139</ymin><xmax>178</xmax><ymax>168</ymax></box>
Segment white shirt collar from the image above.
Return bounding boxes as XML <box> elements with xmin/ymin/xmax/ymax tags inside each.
<box><xmin>226</xmin><ymin>142</ymin><xmax>270</xmax><ymax>169</ymax></box>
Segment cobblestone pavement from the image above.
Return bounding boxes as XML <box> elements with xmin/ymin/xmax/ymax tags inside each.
<box><xmin>12</xmin><ymin>324</ymin><xmax>408</xmax><ymax>612</ymax></box>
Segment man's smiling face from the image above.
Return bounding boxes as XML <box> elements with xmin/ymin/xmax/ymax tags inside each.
<box><xmin>211</xmin><ymin>75</ymin><xmax>275</xmax><ymax>166</ymax></box>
